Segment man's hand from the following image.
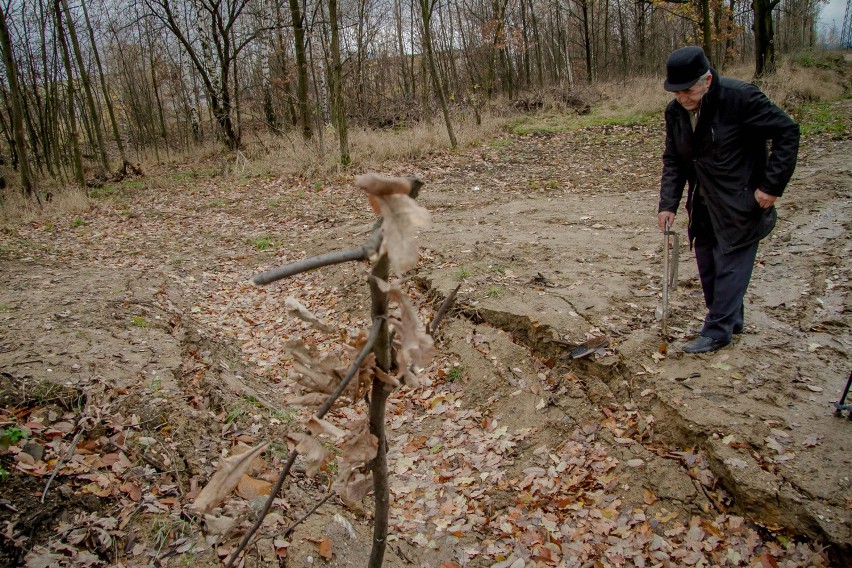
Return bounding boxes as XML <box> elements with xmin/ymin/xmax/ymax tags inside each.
<box><xmin>754</xmin><ymin>188</ymin><xmax>777</xmax><ymax>209</ymax></box>
<box><xmin>658</xmin><ymin>211</ymin><xmax>676</xmax><ymax>233</ymax></box>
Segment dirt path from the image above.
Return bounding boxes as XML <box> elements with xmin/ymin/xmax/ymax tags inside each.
<box><xmin>0</xmin><ymin>102</ymin><xmax>849</xmax><ymax>566</ymax></box>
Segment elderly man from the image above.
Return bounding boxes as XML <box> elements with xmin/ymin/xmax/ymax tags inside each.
<box><xmin>658</xmin><ymin>46</ymin><xmax>800</xmax><ymax>353</ymax></box>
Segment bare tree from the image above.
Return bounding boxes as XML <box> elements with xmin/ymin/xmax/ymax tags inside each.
<box><xmin>420</xmin><ymin>0</ymin><xmax>457</xmax><ymax>149</ymax></box>
<box><xmin>0</xmin><ymin>3</ymin><xmax>37</xmax><ymax>199</ymax></box>
<box><xmin>142</xmin><ymin>0</ymin><xmax>259</xmax><ymax>150</ymax></box>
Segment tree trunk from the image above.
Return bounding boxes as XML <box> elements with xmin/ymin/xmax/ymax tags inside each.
<box><xmin>80</xmin><ymin>0</ymin><xmax>126</xmax><ymax>163</ymax></box>
<box><xmin>0</xmin><ymin>5</ymin><xmax>37</xmax><ymax>199</ymax></box>
<box><xmin>60</xmin><ymin>0</ymin><xmax>109</xmax><ymax>173</ymax></box>
<box><xmin>752</xmin><ymin>0</ymin><xmax>778</xmax><ymax>76</ymax></box>
<box><xmin>289</xmin><ymin>0</ymin><xmax>313</xmax><ymax>139</ymax></box>
<box><xmin>366</xmin><ymin>252</ymin><xmax>391</xmax><ymax>568</ymax></box>
<box><xmin>700</xmin><ymin>0</ymin><xmax>713</xmax><ymax>63</ymax></box>
<box><xmin>580</xmin><ymin>0</ymin><xmax>593</xmax><ymax>82</ymax></box>
<box><xmin>394</xmin><ymin>0</ymin><xmax>411</xmax><ymax>99</ymax></box>
<box><xmin>328</xmin><ymin>0</ymin><xmax>350</xmax><ymax>165</ymax></box>
<box><xmin>54</xmin><ymin>2</ymin><xmax>85</xmax><ymax>187</ymax></box>
<box><xmin>420</xmin><ymin>0</ymin><xmax>457</xmax><ymax>149</ymax></box>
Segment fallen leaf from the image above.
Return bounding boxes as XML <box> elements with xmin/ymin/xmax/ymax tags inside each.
<box><xmin>760</xmin><ymin>551</ymin><xmax>779</xmax><ymax>568</ymax></box>
<box><xmin>284</xmin><ymin>297</ymin><xmax>334</xmax><ymax>332</ymax></box>
<box><xmin>318</xmin><ymin>537</ymin><xmax>333</xmax><ymax>560</ymax></box>
<box><xmin>192</xmin><ymin>442</ymin><xmax>269</xmax><ymax>514</ymax></box>
<box><xmin>237</xmin><ymin>475</ymin><xmax>272</xmax><ymax>500</ymax></box>
<box><xmin>802</xmin><ymin>433</ymin><xmax>821</xmax><ymax>447</ymax></box>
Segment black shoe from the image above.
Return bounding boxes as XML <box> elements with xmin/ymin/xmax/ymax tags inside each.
<box><xmin>683</xmin><ymin>336</ymin><xmax>730</xmax><ymax>354</ymax></box>
<box><xmin>733</xmin><ymin>325</ymin><xmax>744</xmax><ymax>335</ymax></box>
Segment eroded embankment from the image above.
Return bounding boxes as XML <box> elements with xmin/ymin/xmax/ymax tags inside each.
<box><xmin>431</xmin><ymin>287</ymin><xmax>849</xmax><ymax>558</ymax></box>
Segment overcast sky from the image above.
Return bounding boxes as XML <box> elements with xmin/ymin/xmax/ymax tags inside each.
<box><xmin>818</xmin><ymin>0</ymin><xmax>847</xmax><ymax>42</ymax></box>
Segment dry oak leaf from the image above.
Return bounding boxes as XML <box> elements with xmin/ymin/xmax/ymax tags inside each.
<box><xmin>354</xmin><ymin>174</ymin><xmax>430</xmax><ymax>275</ymax></box>
<box><xmin>287</xmin><ymin>392</ymin><xmax>329</xmax><ymax>407</ymax></box>
<box><xmin>333</xmin><ymin>421</ymin><xmax>379</xmax><ymax>504</ymax></box>
<box><xmin>192</xmin><ymin>442</ymin><xmax>269</xmax><ymax>514</ymax></box>
<box><xmin>339</xmin><ymin>421</ymin><xmax>379</xmax><ymax>468</ymax></box>
<box><xmin>306</xmin><ymin>416</ymin><xmax>347</xmax><ymax>440</ymax></box>
<box><xmin>355</xmin><ymin>173</ymin><xmax>413</xmax><ymax>197</ymax></box>
<box><xmin>289</xmin><ymin>433</ymin><xmax>329</xmax><ymax>477</ymax></box>
<box><xmin>376</xmin><ymin>194</ymin><xmax>431</xmax><ymax>274</ymax></box>
<box><xmin>376</xmin><ymin>278</ymin><xmax>436</xmax><ymax>378</ymax></box>
<box><xmin>318</xmin><ymin>537</ymin><xmax>333</xmax><ymax>560</ymax></box>
<box><xmin>284</xmin><ymin>297</ymin><xmax>334</xmax><ymax>332</ymax></box>
<box><xmin>237</xmin><ymin>475</ymin><xmax>272</xmax><ymax>500</ymax></box>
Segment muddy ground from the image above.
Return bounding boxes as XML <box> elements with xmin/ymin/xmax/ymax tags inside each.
<box><xmin>0</xmin><ymin>99</ymin><xmax>849</xmax><ymax>567</ymax></box>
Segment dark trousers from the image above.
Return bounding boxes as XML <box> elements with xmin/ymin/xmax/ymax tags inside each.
<box><xmin>694</xmin><ymin>237</ymin><xmax>759</xmax><ymax>342</ymax></box>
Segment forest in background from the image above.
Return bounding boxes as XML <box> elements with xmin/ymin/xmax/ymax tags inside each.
<box><xmin>0</xmin><ymin>0</ymin><xmax>838</xmax><ymax>199</ymax></box>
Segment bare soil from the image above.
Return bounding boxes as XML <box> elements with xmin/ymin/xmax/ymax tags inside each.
<box><xmin>0</xmin><ymin>100</ymin><xmax>849</xmax><ymax>567</ymax></box>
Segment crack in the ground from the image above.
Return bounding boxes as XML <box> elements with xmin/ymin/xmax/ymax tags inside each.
<box><xmin>426</xmin><ymin>282</ymin><xmax>850</xmax><ymax>556</ymax></box>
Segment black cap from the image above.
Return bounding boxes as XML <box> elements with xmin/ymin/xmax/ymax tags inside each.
<box><xmin>664</xmin><ymin>46</ymin><xmax>709</xmax><ymax>92</ymax></box>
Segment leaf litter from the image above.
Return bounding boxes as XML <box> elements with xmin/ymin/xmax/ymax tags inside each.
<box><xmin>0</xmin><ymin>129</ymin><xmax>843</xmax><ymax>566</ymax></box>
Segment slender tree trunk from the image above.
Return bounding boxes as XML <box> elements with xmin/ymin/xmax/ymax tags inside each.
<box><xmin>0</xmin><ymin>5</ymin><xmax>37</xmax><ymax>199</ymax></box>
<box><xmin>54</xmin><ymin>2</ymin><xmax>85</xmax><ymax>187</ymax></box>
<box><xmin>289</xmin><ymin>0</ymin><xmax>313</xmax><ymax>139</ymax></box>
<box><xmin>328</xmin><ymin>0</ymin><xmax>350</xmax><ymax>165</ymax></box>
<box><xmin>580</xmin><ymin>0</ymin><xmax>593</xmax><ymax>82</ymax></box>
<box><xmin>700</xmin><ymin>0</ymin><xmax>713</xmax><ymax>62</ymax></box>
<box><xmin>81</xmin><ymin>0</ymin><xmax>126</xmax><ymax>163</ymax></box>
<box><xmin>394</xmin><ymin>0</ymin><xmax>411</xmax><ymax>98</ymax></box>
<box><xmin>420</xmin><ymin>0</ymin><xmax>457</xmax><ymax>149</ymax></box>
<box><xmin>60</xmin><ymin>0</ymin><xmax>109</xmax><ymax>173</ymax></box>
<box><xmin>367</xmin><ymin>253</ymin><xmax>391</xmax><ymax>568</ymax></box>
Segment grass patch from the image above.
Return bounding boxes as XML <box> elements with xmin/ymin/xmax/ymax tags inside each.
<box><xmin>272</xmin><ymin>407</ymin><xmax>298</xmax><ymax>423</ymax></box>
<box><xmin>250</xmin><ymin>235</ymin><xmax>274</xmax><ymax>250</ymax></box>
<box><xmin>225</xmin><ymin>407</ymin><xmax>246</xmax><ymax>423</ymax></box>
<box><xmin>510</xmin><ymin>113</ymin><xmax>572</xmax><ymax>135</ymax></box>
<box><xmin>447</xmin><ymin>366</ymin><xmax>464</xmax><ymax>382</ymax></box>
<box><xmin>130</xmin><ymin>315</ymin><xmax>148</xmax><ymax>328</ymax></box>
<box><xmin>0</xmin><ymin>426</ymin><xmax>28</xmax><ymax>451</ymax></box>
<box><xmin>170</xmin><ymin>168</ymin><xmax>220</xmax><ymax>182</ymax></box>
<box><xmin>89</xmin><ymin>179</ymin><xmax>145</xmax><ymax>199</ymax></box>
<box><xmin>796</xmin><ymin>101</ymin><xmax>850</xmax><ymax>138</ymax></box>
<box><xmin>486</xmin><ymin>285</ymin><xmax>505</xmax><ymax>299</ymax></box>
<box><xmin>454</xmin><ymin>266</ymin><xmax>471</xmax><ymax>280</ymax></box>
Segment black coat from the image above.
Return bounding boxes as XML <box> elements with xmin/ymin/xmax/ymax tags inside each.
<box><xmin>659</xmin><ymin>70</ymin><xmax>800</xmax><ymax>253</ymax></box>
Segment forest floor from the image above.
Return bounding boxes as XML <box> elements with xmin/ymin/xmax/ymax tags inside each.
<box><xmin>0</xmin><ymin>99</ymin><xmax>849</xmax><ymax>567</ymax></box>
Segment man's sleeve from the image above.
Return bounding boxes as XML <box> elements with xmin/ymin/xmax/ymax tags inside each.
<box><xmin>659</xmin><ymin>112</ymin><xmax>687</xmax><ymax>213</ymax></box>
<box><xmin>743</xmin><ymin>86</ymin><xmax>800</xmax><ymax>196</ymax></box>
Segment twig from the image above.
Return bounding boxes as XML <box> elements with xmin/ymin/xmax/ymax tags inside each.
<box><xmin>251</xmin><ymin>226</ymin><xmax>382</xmax><ymax>286</ymax></box>
<box><xmin>224</xmin><ymin>450</ymin><xmax>300</xmax><ymax>568</ymax></box>
<box><xmin>429</xmin><ymin>284</ymin><xmax>461</xmax><ymax>337</ymax></box>
<box><xmin>225</xmin><ymin>319</ymin><xmax>382</xmax><ymax>568</ymax></box>
<box><xmin>41</xmin><ymin>426</ymin><xmax>85</xmax><ymax>503</ymax></box>
<box><xmin>317</xmin><ymin>318</ymin><xmax>382</xmax><ymax>419</ymax></box>
<box><xmin>283</xmin><ymin>491</ymin><xmax>335</xmax><ymax>537</ymax></box>
<box><xmin>104</xmin><ymin>439</ymin><xmax>168</xmax><ymax>472</ymax></box>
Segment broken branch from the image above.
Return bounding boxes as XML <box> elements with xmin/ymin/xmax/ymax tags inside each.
<box><xmin>429</xmin><ymin>284</ymin><xmax>461</xmax><ymax>337</ymax></box>
<box><xmin>251</xmin><ymin>227</ymin><xmax>382</xmax><ymax>286</ymax></box>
